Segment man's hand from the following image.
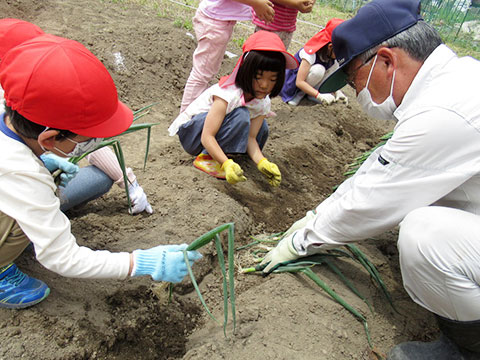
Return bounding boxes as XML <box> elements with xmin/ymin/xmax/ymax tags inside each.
<box><xmin>222</xmin><ymin>159</ymin><xmax>247</xmax><ymax>185</ymax></box>
<box><xmin>251</xmin><ymin>0</ymin><xmax>275</xmax><ymax>24</ymax></box>
<box><xmin>128</xmin><ymin>180</ymin><xmax>153</xmax><ymax>215</ymax></box>
<box><xmin>260</xmin><ymin>233</ymin><xmax>300</xmax><ymax>274</ymax></box>
<box><xmin>131</xmin><ymin>244</ymin><xmax>202</xmax><ymax>283</ymax></box>
<box><xmin>40</xmin><ymin>153</ymin><xmax>79</xmax><ymax>187</ymax></box>
<box><xmin>257</xmin><ymin>157</ymin><xmax>281</xmax><ymax>187</ymax></box>
<box><xmin>282</xmin><ymin>210</ymin><xmax>316</xmax><ymax>239</ymax></box>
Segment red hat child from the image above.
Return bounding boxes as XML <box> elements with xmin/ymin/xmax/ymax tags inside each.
<box><xmin>0</xmin><ymin>18</ymin><xmax>45</xmax><ymax>59</ymax></box>
<box><xmin>303</xmin><ymin>18</ymin><xmax>345</xmax><ymax>55</ymax></box>
<box><xmin>219</xmin><ymin>30</ymin><xmax>298</xmax><ymax>88</ymax></box>
<box><xmin>0</xmin><ymin>34</ymin><xmax>132</xmax><ymax>138</ymax></box>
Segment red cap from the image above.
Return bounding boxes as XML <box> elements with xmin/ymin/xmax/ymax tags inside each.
<box><xmin>304</xmin><ymin>18</ymin><xmax>344</xmax><ymax>55</ymax></box>
<box><xmin>219</xmin><ymin>30</ymin><xmax>298</xmax><ymax>88</ymax></box>
<box><xmin>0</xmin><ymin>18</ymin><xmax>44</xmax><ymax>59</ymax></box>
<box><xmin>0</xmin><ymin>34</ymin><xmax>132</xmax><ymax>137</ymax></box>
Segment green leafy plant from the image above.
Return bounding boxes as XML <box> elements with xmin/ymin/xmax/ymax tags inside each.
<box><xmin>179</xmin><ymin>223</ymin><xmax>237</xmax><ymax>337</ymax></box>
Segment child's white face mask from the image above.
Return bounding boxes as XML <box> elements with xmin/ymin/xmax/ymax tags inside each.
<box><xmin>40</xmin><ymin>127</ymin><xmax>103</xmax><ymax>157</ymax></box>
<box><xmin>356</xmin><ymin>55</ymin><xmax>397</xmax><ymax>120</ymax></box>
<box><xmin>56</xmin><ymin>136</ymin><xmax>104</xmax><ymax>157</ymax></box>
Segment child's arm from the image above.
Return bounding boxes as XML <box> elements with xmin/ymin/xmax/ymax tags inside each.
<box><xmin>274</xmin><ymin>0</ymin><xmax>315</xmax><ymax>13</ymax></box>
<box><xmin>247</xmin><ymin>115</ymin><xmax>282</xmax><ymax>186</ymax></box>
<box><xmin>234</xmin><ymin>0</ymin><xmax>275</xmax><ymax>23</ymax></box>
<box><xmin>246</xmin><ymin>115</ymin><xmax>266</xmax><ymax>164</ymax></box>
<box><xmin>201</xmin><ymin>97</ymin><xmax>230</xmax><ymax>164</ymax></box>
<box><xmin>202</xmin><ymin>97</ymin><xmax>247</xmax><ymax>184</ymax></box>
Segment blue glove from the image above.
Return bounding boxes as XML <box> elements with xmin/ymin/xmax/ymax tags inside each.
<box><xmin>40</xmin><ymin>153</ymin><xmax>79</xmax><ymax>187</ymax></box>
<box><xmin>131</xmin><ymin>244</ymin><xmax>202</xmax><ymax>283</ymax></box>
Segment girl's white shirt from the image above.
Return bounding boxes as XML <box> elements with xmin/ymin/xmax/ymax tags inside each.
<box><xmin>169</xmin><ymin>83</ymin><xmax>271</xmax><ymax>136</ymax></box>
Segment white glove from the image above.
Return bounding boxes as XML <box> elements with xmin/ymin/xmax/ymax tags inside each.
<box><xmin>334</xmin><ymin>90</ymin><xmax>348</xmax><ymax>105</ymax></box>
<box><xmin>282</xmin><ymin>210</ymin><xmax>316</xmax><ymax>239</ymax></box>
<box><xmin>260</xmin><ymin>233</ymin><xmax>300</xmax><ymax>274</ymax></box>
<box><xmin>128</xmin><ymin>180</ymin><xmax>153</xmax><ymax>215</ymax></box>
<box><xmin>315</xmin><ymin>92</ymin><xmax>336</xmax><ymax>105</ymax></box>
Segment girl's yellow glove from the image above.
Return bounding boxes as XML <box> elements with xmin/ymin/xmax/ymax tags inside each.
<box><xmin>221</xmin><ymin>159</ymin><xmax>247</xmax><ymax>185</ymax></box>
<box><xmin>257</xmin><ymin>157</ymin><xmax>281</xmax><ymax>187</ymax></box>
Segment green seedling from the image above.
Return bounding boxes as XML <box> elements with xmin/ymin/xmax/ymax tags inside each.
<box><xmin>242</xmin><ymin>236</ymin><xmax>394</xmax><ymax>350</ymax></box>
<box><xmin>181</xmin><ymin>223</ymin><xmax>236</xmax><ymax>337</ymax></box>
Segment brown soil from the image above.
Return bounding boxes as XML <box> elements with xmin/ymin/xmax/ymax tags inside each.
<box><xmin>1</xmin><ymin>1</ymin><xmax>439</xmax><ymax>359</ymax></box>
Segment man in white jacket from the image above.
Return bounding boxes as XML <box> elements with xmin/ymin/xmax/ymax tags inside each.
<box><xmin>261</xmin><ymin>0</ymin><xmax>480</xmax><ymax>358</ymax></box>
<box><xmin>0</xmin><ymin>34</ymin><xmax>201</xmax><ymax>309</ymax></box>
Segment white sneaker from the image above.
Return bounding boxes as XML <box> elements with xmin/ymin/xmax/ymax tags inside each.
<box><xmin>287</xmin><ymin>91</ymin><xmax>305</xmax><ymax>106</ymax></box>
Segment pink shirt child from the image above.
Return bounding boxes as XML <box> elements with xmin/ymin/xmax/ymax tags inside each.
<box><xmin>179</xmin><ymin>0</ymin><xmax>275</xmax><ymax>112</ymax></box>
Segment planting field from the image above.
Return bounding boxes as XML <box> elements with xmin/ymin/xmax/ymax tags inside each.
<box><xmin>1</xmin><ymin>0</ymin><xmax>439</xmax><ymax>359</ymax></box>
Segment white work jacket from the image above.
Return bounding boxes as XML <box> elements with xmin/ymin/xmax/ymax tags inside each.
<box><xmin>294</xmin><ymin>44</ymin><xmax>480</xmax><ymax>254</ymax></box>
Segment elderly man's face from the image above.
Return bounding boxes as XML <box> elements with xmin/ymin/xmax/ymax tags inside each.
<box><xmin>345</xmin><ymin>53</ymin><xmax>377</xmax><ymax>94</ymax></box>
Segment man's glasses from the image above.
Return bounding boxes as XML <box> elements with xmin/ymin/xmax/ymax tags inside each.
<box><xmin>345</xmin><ymin>53</ymin><xmax>377</xmax><ymax>89</ymax></box>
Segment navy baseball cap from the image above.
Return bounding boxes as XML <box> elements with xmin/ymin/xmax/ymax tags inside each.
<box><xmin>319</xmin><ymin>0</ymin><xmax>422</xmax><ymax>93</ymax></box>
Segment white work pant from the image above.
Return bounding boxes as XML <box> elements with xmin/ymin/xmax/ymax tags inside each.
<box><xmin>398</xmin><ymin>206</ymin><xmax>480</xmax><ymax>321</ymax></box>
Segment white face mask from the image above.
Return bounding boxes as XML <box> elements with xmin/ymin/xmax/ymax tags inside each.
<box><xmin>57</xmin><ymin>136</ymin><xmax>104</xmax><ymax>157</ymax></box>
<box><xmin>356</xmin><ymin>55</ymin><xmax>397</xmax><ymax>120</ymax></box>
<box><xmin>40</xmin><ymin>127</ymin><xmax>103</xmax><ymax>157</ymax></box>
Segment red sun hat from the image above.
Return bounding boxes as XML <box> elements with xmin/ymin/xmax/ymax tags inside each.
<box><xmin>303</xmin><ymin>18</ymin><xmax>345</xmax><ymax>55</ymax></box>
<box><xmin>219</xmin><ymin>30</ymin><xmax>298</xmax><ymax>88</ymax></box>
<box><xmin>0</xmin><ymin>18</ymin><xmax>44</xmax><ymax>60</ymax></box>
<box><xmin>0</xmin><ymin>34</ymin><xmax>132</xmax><ymax>138</ymax></box>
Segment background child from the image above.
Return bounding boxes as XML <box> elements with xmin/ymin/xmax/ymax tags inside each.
<box><xmin>252</xmin><ymin>0</ymin><xmax>315</xmax><ymax>50</ymax></box>
<box><xmin>179</xmin><ymin>0</ymin><xmax>275</xmax><ymax>113</ymax></box>
<box><xmin>280</xmin><ymin>17</ymin><xmax>347</xmax><ymax>106</ymax></box>
<box><xmin>169</xmin><ymin>31</ymin><xmax>298</xmax><ymax>186</ymax></box>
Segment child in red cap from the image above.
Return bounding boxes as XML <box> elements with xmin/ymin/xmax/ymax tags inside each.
<box><xmin>169</xmin><ymin>31</ymin><xmax>298</xmax><ymax>186</ymax></box>
<box><xmin>0</xmin><ymin>18</ymin><xmax>153</xmax><ymax>216</ymax></box>
<box><xmin>0</xmin><ymin>34</ymin><xmax>202</xmax><ymax>309</ymax></box>
<box><xmin>280</xmin><ymin>18</ymin><xmax>347</xmax><ymax>106</ymax></box>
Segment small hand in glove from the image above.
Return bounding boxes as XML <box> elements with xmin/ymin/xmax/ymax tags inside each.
<box><xmin>132</xmin><ymin>244</ymin><xmax>202</xmax><ymax>283</ymax></box>
<box><xmin>128</xmin><ymin>180</ymin><xmax>153</xmax><ymax>215</ymax></box>
<box><xmin>40</xmin><ymin>153</ymin><xmax>79</xmax><ymax>187</ymax></box>
<box><xmin>316</xmin><ymin>92</ymin><xmax>336</xmax><ymax>105</ymax></box>
<box><xmin>221</xmin><ymin>159</ymin><xmax>247</xmax><ymax>185</ymax></box>
<box><xmin>334</xmin><ymin>90</ymin><xmax>348</xmax><ymax>105</ymax></box>
<box><xmin>257</xmin><ymin>157</ymin><xmax>281</xmax><ymax>187</ymax></box>
<box><xmin>260</xmin><ymin>233</ymin><xmax>300</xmax><ymax>274</ymax></box>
